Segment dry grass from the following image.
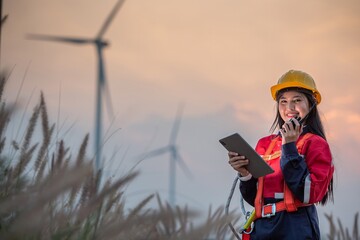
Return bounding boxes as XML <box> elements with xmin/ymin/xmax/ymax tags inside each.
<box><xmin>325</xmin><ymin>212</ymin><xmax>359</xmax><ymax>240</ymax></box>
<box><xmin>0</xmin><ymin>72</ymin><xmax>236</xmax><ymax>239</ymax></box>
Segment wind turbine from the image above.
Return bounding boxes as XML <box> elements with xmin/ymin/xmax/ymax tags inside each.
<box><xmin>138</xmin><ymin>104</ymin><xmax>193</xmax><ymax>207</ymax></box>
<box><xmin>26</xmin><ymin>0</ymin><xmax>126</xmax><ymax>173</ymax></box>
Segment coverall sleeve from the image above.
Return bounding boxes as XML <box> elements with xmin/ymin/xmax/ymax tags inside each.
<box><xmin>280</xmin><ymin>135</ymin><xmax>334</xmax><ymax>204</ymax></box>
<box><xmin>240</xmin><ymin>177</ymin><xmax>258</xmax><ymax>206</ymax></box>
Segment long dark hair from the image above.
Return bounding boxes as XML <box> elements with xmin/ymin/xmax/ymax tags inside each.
<box><xmin>270</xmin><ymin>87</ymin><xmax>334</xmax><ymax>205</ymax></box>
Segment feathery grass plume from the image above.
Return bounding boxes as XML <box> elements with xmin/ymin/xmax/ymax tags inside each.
<box><xmin>0</xmin><ymin>103</ymin><xmax>11</xmax><ymax>146</ymax></box>
<box><xmin>10</xmin><ymin>88</ymin><xmax>37</xmax><ymax>160</ymax></box>
<box><xmin>75</xmin><ymin>171</ymin><xmax>138</xmax><ymax>224</ymax></box>
<box><xmin>127</xmin><ymin>194</ymin><xmax>154</xmax><ymax>221</ymax></box>
<box><xmin>98</xmin><ymin>195</ymin><xmax>156</xmax><ymax>240</ymax></box>
<box><xmin>0</xmin><ymin>72</ymin><xmax>6</xmax><ymax>102</ymax></box>
<box><xmin>0</xmin><ymin>73</ymin><xmax>14</xmax><ymax>147</ymax></box>
<box><xmin>0</xmin><ymin>103</ymin><xmax>13</xmax><ymax>154</ymax></box>
<box><xmin>101</xmin><ymin>197</ymin><xmax>162</xmax><ymax>239</ymax></box>
<box><xmin>353</xmin><ymin>212</ymin><xmax>359</xmax><ymax>240</ymax></box>
<box><xmin>0</xmin><ymin>138</ymin><xmax>5</xmax><ymax>154</ymax></box>
<box><xmin>12</xmin><ymin>143</ymin><xmax>38</xmax><ymax>185</ymax></box>
<box><xmin>20</xmin><ymin>103</ymin><xmax>40</xmax><ymax>152</ymax></box>
<box><xmin>50</xmin><ymin>152</ymin><xmax>55</xmax><ymax>172</ymax></box>
<box><xmin>18</xmin><ymin>103</ymin><xmax>40</xmax><ymax>173</ymax></box>
<box><xmin>11</xmin><ymin>140</ymin><xmax>19</xmax><ymax>151</ymax></box>
<box><xmin>76</xmin><ymin>172</ymin><xmax>93</xmax><ymax>209</ymax></box>
<box><xmin>39</xmin><ymin>92</ymin><xmax>49</xmax><ymax>131</ymax></box>
<box><xmin>152</xmin><ymin>194</ymin><xmax>235</xmax><ymax>239</ymax></box>
<box><xmin>92</xmin><ymin>177</ymin><xmax>114</xmax><ymax>236</ymax></box>
<box><xmin>112</xmin><ymin>194</ymin><xmax>125</xmax><ymax>216</ymax></box>
<box><xmin>104</xmin><ymin>190</ymin><xmax>123</xmax><ymax>214</ymax></box>
<box><xmin>76</xmin><ymin>134</ymin><xmax>89</xmax><ymax>167</ymax></box>
<box><xmin>35</xmin><ymin>153</ymin><xmax>48</xmax><ymax>184</ymax></box>
<box><xmin>325</xmin><ymin>212</ymin><xmax>360</xmax><ymax>240</ymax></box>
<box><xmin>67</xmin><ymin>135</ymin><xmax>90</xmax><ymax>209</ymax></box>
<box><xmin>210</xmin><ymin>207</ymin><xmax>233</xmax><ymax>239</ymax></box>
<box><xmin>102</xmin><ymin>192</ymin><xmax>126</xmax><ymax>225</ymax></box>
<box><xmin>176</xmin><ymin>204</ymin><xmax>188</xmax><ymax>232</ymax></box>
<box><xmin>63</xmin><ymin>155</ymin><xmax>71</xmax><ymax>171</ymax></box>
<box><xmin>34</xmin><ymin>123</ymin><xmax>54</xmax><ymax>171</ymax></box>
<box><xmin>155</xmin><ymin>193</ymin><xmax>177</xmax><ymax>236</ymax></box>
<box><xmin>189</xmin><ymin>206</ymin><xmax>231</xmax><ymax>239</ymax></box>
<box><xmin>325</xmin><ymin>213</ymin><xmax>336</xmax><ymax>239</ymax></box>
<box><xmin>158</xmin><ymin>196</ymin><xmax>197</xmax><ymax>238</ymax></box>
<box><xmin>54</xmin><ymin>140</ymin><xmax>67</xmax><ymax>170</ymax></box>
<box><xmin>0</xmin><ymin>161</ymin><xmax>93</xmax><ymax>214</ymax></box>
<box><xmin>3</xmin><ymin>166</ymin><xmax>12</xmax><ymax>195</ymax></box>
<box><xmin>92</xmin><ymin>168</ymin><xmax>102</xmax><ymax>195</ymax></box>
<box><xmin>76</xmin><ymin>166</ymin><xmax>100</xmax><ymax>210</ymax></box>
<box><xmin>95</xmin><ymin>178</ymin><xmax>112</xmax><ymax>212</ymax></box>
<box><xmin>0</xmin><ymin>163</ymin><xmax>93</xmax><ymax>238</ymax></box>
<box><xmin>11</xmin><ymin>99</ymin><xmax>40</xmax><ymax>187</ymax></box>
<box><xmin>0</xmin><ymin>155</ymin><xmax>10</xmax><ymax>198</ymax></box>
<box><xmin>34</xmin><ymin>92</ymin><xmax>55</xmax><ymax>172</ymax></box>
<box><xmin>337</xmin><ymin>217</ymin><xmax>348</xmax><ymax>239</ymax></box>
<box><xmin>69</xmin><ymin>135</ymin><xmax>90</xmax><ymax>210</ymax></box>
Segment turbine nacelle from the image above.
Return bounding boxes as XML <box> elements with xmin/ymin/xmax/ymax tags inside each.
<box><xmin>95</xmin><ymin>39</ymin><xmax>109</xmax><ymax>48</ymax></box>
<box><xmin>26</xmin><ymin>34</ymin><xmax>109</xmax><ymax>48</ymax></box>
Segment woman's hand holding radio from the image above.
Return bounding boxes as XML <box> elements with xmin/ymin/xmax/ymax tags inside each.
<box><xmin>280</xmin><ymin>117</ymin><xmax>303</xmax><ymax>144</ymax></box>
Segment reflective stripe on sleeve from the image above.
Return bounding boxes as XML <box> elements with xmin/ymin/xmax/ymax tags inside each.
<box><xmin>304</xmin><ymin>174</ymin><xmax>311</xmax><ymax>204</ymax></box>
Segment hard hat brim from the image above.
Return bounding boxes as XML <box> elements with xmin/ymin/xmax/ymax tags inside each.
<box><xmin>271</xmin><ymin>82</ymin><xmax>321</xmax><ymax>104</ymax></box>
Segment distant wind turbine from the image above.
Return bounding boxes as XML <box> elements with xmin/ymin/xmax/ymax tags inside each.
<box><xmin>26</xmin><ymin>0</ymin><xmax>126</xmax><ymax>173</ymax></box>
<box><xmin>138</xmin><ymin>104</ymin><xmax>193</xmax><ymax>207</ymax></box>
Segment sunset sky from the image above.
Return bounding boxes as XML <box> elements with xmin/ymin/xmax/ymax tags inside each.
<box><xmin>3</xmin><ymin>0</ymin><xmax>360</xmax><ymax>233</ymax></box>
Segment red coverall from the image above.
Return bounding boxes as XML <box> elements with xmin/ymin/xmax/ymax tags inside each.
<box><xmin>240</xmin><ymin>131</ymin><xmax>334</xmax><ymax>240</ymax></box>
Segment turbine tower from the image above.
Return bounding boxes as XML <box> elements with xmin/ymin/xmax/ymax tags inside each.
<box><xmin>27</xmin><ymin>0</ymin><xmax>126</xmax><ymax>173</ymax></box>
<box><xmin>139</xmin><ymin>104</ymin><xmax>192</xmax><ymax>207</ymax></box>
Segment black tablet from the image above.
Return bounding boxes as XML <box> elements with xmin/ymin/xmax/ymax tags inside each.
<box><xmin>219</xmin><ymin>133</ymin><xmax>274</xmax><ymax>178</ymax></box>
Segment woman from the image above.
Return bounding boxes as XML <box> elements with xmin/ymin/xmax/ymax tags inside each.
<box><xmin>228</xmin><ymin>70</ymin><xmax>334</xmax><ymax>240</ymax></box>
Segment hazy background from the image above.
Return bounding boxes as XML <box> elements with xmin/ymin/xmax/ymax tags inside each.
<box><xmin>2</xmin><ymin>0</ymin><xmax>360</xmax><ymax>234</ymax></box>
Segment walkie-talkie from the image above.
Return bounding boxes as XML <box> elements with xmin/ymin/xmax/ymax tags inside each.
<box><xmin>290</xmin><ymin>116</ymin><xmax>302</xmax><ymax>128</ymax></box>
<box><xmin>289</xmin><ymin>103</ymin><xmax>316</xmax><ymax>128</ymax></box>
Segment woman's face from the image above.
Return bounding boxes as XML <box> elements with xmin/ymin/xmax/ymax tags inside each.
<box><xmin>278</xmin><ymin>90</ymin><xmax>310</xmax><ymax>122</ymax></box>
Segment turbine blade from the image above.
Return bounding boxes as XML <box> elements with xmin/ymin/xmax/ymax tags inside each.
<box><xmin>169</xmin><ymin>103</ymin><xmax>185</xmax><ymax>145</ymax></box>
<box><xmin>97</xmin><ymin>0</ymin><xmax>126</xmax><ymax>38</ymax></box>
<box><xmin>137</xmin><ymin>146</ymin><xmax>170</xmax><ymax>161</ymax></box>
<box><xmin>26</xmin><ymin>34</ymin><xmax>93</xmax><ymax>45</ymax></box>
<box><xmin>175</xmin><ymin>152</ymin><xmax>193</xmax><ymax>179</ymax></box>
<box><xmin>1</xmin><ymin>15</ymin><xmax>8</xmax><ymax>25</ymax></box>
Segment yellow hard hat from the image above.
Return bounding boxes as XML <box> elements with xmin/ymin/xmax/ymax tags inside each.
<box><xmin>270</xmin><ymin>70</ymin><xmax>321</xmax><ymax>104</ymax></box>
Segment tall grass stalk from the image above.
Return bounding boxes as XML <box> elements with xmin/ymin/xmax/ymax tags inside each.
<box><xmin>0</xmin><ymin>72</ymin><xmax>237</xmax><ymax>239</ymax></box>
